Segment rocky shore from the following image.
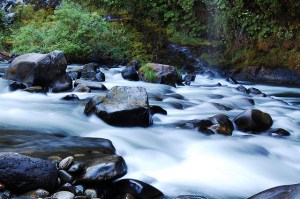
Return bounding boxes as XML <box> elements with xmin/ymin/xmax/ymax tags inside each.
<box><xmin>0</xmin><ymin>51</ymin><xmax>299</xmax><ymax>199</ymax></box>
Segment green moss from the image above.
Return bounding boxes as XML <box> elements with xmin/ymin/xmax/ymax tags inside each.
<box><xmin>169</xmin><ymin>31</ymin><xmax>219</xmax><ymax>47</ymax></box>
<box><xmin>139</xmin><ymin>65</ymin><xmax>157</xmax><ymax>83</ymax></box>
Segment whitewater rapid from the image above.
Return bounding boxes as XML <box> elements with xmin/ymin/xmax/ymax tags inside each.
<box><xmin>0</xmin><ymin>65</ymin><xmax>299</xmax><ymax>198</ymax></box>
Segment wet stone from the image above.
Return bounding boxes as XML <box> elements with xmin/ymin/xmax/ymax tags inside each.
<box><xmin>234</xmin><ymin>109</ymin><xmax>273</xmax><ymax>133</ymax></box>
<box><xmin>60</xmin><ymin>183</ymin><xmax>76</xmax><ymax>195</ymax></box>
<box><xmin>236</xmin><ymin>85</ymin><xmax>249</xmax><ymax>94</ymax></box>
<box><xmin>61</xmin><ymin>94</ymin><xmax>80</xmax><ymax>101</ymax></box>
<box><xmin>36</xmin><ymin>189</ymin><xmax>50</xmax><ymax>198</ymax></box>
<box><xmin>58</xmin><ymin>170</ymin><xmax>73</xmax><ymax>184</ymax></box>
<box><xmin>0</xmin><ymin>184</ymin><xmax>5</xmax><ymax>191</ymax></box>
<box><xmin>68</xmin><ymin>162</ymin><xmax>86</xmax><ymax>174</ymax></box>
<box><xmin>84</xmin><ymin>189</ymin><xmax>97</xmax><ymax>199</ymax></box>
<box><xmin>52</xmin><ymin>191</ymin><xmax>75</xmax><ymax>199</ymax></box>
<box><xmin>0</xmin><ymin>153</ymin><xmax>58</xmax><ymax>193</ymax></box>
<box><xmin>74</xmin><ymin>185</ymin><xmax>84</xmax><ymax>196</ymax></box>
<box><xmin>269</xmin><ymin>128</ymin><xmax>291</xmax><ymax>136</ymax></box>
<box><xmin>59</xmin><ymin>156</ymin><xmax>74</xmax><ymax>170</ymax></box>
<box><xmin>113</xmin><ymin>179</ymin><xmax>164</xmax><ymax>199</ymax></box>
<box><xmin>80</xmin><ymin>155</ymin><xmax>127</xmax><ymax>183</ymax></box>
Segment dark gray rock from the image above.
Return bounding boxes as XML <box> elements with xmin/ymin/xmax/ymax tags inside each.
<box><xmin>85</xmin><ymin>86</ymin><xmax>152</xmax><ymax>127</ymax></box>
<box><xmin>95</xmin><ymin>71</ymin><xmax>105</xmax><ymax>82</ymax></box>
<box><xmin>8</xmin><ymin>80</ymin><xmax>27</xmax><ymax>91</ymax></box>
<box><xmin>236</xmin><ymin>85</ymin><xmax>249</xmax><ymax>94</ymax></box>
<box><xmin>0</xmin><ymin>152</ymin><xmax>58</xmax><ymax>193</ymax></box>
<box><xmin>61</xmin><ymin>94</ymin><xmax>80</xmax><ymax>101</ymax></box>
<box><xmin>73</xmin><ymin>84</ymin><xmax>91</xmax><ymax>93</ymax></box>
<box><xmin>3</xmin><ymin>51</ymin><xmax>72</xmax><ymax>92</ymax></box>
<box><xmin>175</xmin><ymin>196</ymin><xmax>209</xmax><ymax>199</ymax></box>
<box><xmin>59</xmin><ymin>183</ymin><xmax>76</xmax><ymax>194</ymax></box>
<box><xmin>230</xmin><ymin>66</ymin><xmax>300</xmax><ymax>86</ymax></box>
<box><xmin>248</xmin><ymin>183</ymin><xmax>300</xmax><ymax>199</ymax></box>
<box><xmin>183</xmin><ymin>73</ymin><xmax>196</xmax><ymax>85</ymax></box>
<box><xmin>58</xmin><ymin>170</ymin><xmax>73</xmax><ymax>184</ymax></box>
<box><xmin>150</xmin><ymin>105</ymin><xmax>167</xmax><ymax>115</ymax></box>
<box><xmin>113</xmin><ymin>179</ymin><xmax>164</xmax><ymax>199</ymax></box>
<box><xmin>248</xmin><ymin>87</ymin><xmax>262</xmax><ymax>95</ymax></box>
<box><xmin>51</xmin><ymin>74</ymin><xmax>73</xmax><ymax>93</ymax></box>
<box><xmin>80</xmin><ymin>63</ymin><xmax>99</xmax><ymax>80</ymax></box>
<box><xmin>209</xmin><ymin>114</ymin><xmax>234</xmax><ymax>136</ymax></box>
<box><xmin>68</xmin><ymin>162</ymin><xmax>86</xmax><ymax>174</ymax></box>
<box><xmin>121</xmin><ymin>66</ymin><xmax>139</xmax><ymax>81</ymax></box>
<box><xmin>226</xmin><ymin>77</ymin><xmax>238</xmax><ymax>84</ymax></box>
<box><xmin>234</xmin><ymin>109</ymin><xmax>273</xmax><ymax>133</ymax></box>
<box><xmin>80</xmin><ymin>155</ymin><xmax>127</xmax><ymax>182</ymax></box>
<box><xmin>268</xmin><ymin>128</ymin><xmax>291</xmax><ymax>136</ymax></box>
<box><xmin>75</xmin><ymin>80</ymin><xmax>107</xmax><ymax>91</ymax></box>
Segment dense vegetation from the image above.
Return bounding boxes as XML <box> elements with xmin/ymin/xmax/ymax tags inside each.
<box><xmin>1</xmin><ymin>0</ymin><xmax>300</xmax><ymax>72</ymax></box>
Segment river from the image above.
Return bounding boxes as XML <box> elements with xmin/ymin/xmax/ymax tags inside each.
<box><xmin>0</xmin><ymin>63</ymin><xmax>299</xmax><ymax>198</ymax></box>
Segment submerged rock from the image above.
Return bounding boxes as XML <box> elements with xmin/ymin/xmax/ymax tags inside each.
<box><xmin>84</xmin><ymin>86</ymin><xmax>152</xmax><ymax>127</ymax></box>
<box><xmin>61</xmin><ymin>94</ymin><xmax>80</xmax><ymax>101</ymax></box>
<box><xmin>75</xmin><ymin>79</ymin><xmax>107</xmax><ymax>91</ymax></box>
<box><xmin>226</xmin><ymin>76</ymin><xmax>238</xmax><ymax>84</ymax></box>
<box><xmin>268</xmin><ymin>128</ymin><xmax>291</xmax><ymax>136</ymax></box>
<box><xmin>0</xmin><ymin>152</ymin><xmax>58</xmax><ymax>193</ymax></box>
<box><xmin>234</xmin><ymin>109</ymin><xmax>273</xmax><ymax>133</ymax></box>
<box><xmin>248</xmin><ymin>183</ymin><xmax>300</xmax><ymax>199</ymax></box>
<box><xmin>73</xmin><ymin>84</ymin><xmax>91</xmax><ymax>93</ymax></box>
<box><xmin>3</xmin><ymin>51</ymin><xmax>72</xmax><ymax>92</ymax></box>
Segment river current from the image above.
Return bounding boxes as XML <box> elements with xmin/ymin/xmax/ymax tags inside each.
<box><xmin>0</xmin><ymin>63</ymin><xmax>299</xmax><ymax>198</ymax></box>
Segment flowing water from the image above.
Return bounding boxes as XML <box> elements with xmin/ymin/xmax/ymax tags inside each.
<box><xmin>0</xmin><ymin>63</ymin><xmax>299</xmax><ymax>198</ymax></box>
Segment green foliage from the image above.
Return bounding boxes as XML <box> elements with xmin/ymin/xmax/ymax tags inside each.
<box><xmin>139</xmin><ymin>64</ymin><xmax>157</xmax><ymax>83</ymax></box>
<box><xmin>12</xmin><ymin>0</ymin><xmax>132</xmax><ymax>62</ymax></box>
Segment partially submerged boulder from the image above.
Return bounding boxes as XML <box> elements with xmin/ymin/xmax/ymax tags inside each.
<box><xmin>3</xmin><ymin>51</ymin><xmax>72</xmax><ymax>92</ymax></box>
<box><xmin>248</xmin><ymin>183</ymin><xmax>300</xmax><ymax>199</ymax></box>
<box><xmin>139</xmin><ymin>63</ymin><xmax>179</xmax><ymax>87</ymax></box>
<box><xmin>121</xmin><ymin>66</ymin><xmax>139</xmax><ymax>81</ymax></box>
<box><xmin>84</xmin><ymin>86</ymin><xmax>152</xmax><ymax>127</ymax></box>
<box><xmin>234</xmin><ymin>109</ymin><xmax>273</xmax><ymax>133</ymax></box>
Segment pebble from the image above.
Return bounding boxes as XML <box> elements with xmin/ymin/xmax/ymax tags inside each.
<box><xmin>36</xmin><ymin>189</ymin><xmax>50</xmax><ymax>198</ymax></box>
<box><xmin>59</xmin><ymin>156</ymin><xmax>74</xmax><ymax>170</ymax></box>
<box><xmin>84</xmin><ymin>189</ymin><xmax>97</xmax><ymax>199</ymax></box>
<box><xmin>0</xmin><ymin>183</ymin><xmax>5</xmax><ymax>191</ymax></box>
<box><xmin>58</xmin><ymin>170</ymin><xmax>73</xmax><ymax>184</ymax></box>
<box><xmin>52</xmin><ymin>191</ymin><xmax>75</xmax><ymax>199</ymax></box>
<box><xmin>68</xmin><ymin>162</ymin><xmax>86</xmax><ymax>174</ymax></box>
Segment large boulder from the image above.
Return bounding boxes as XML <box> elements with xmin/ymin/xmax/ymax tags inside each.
<box><xmin>234</xmin><ymin>109</ymin><xmax>273</xmax><ymax>133</ymax></box>
<box><xmin>3</xmin><ymin>51</ymin><xmax>72</xmax><ymax>92</ymax></box>
<box><xmin>0</xmin><ymin>152</ymin><xmax>58</xmax><ymax>193</ymax></box>
<box><xmin>248</xmin><ymin>183</ymin><xmax>300</xmax><ymax>199</ymax></box>
<box><xmin>84</xmin><ymin>86</ymin><xmax>152</xmax><ymax>127</ymax></box>
<box><xmin>139</xmin><ymin>63</ymin><xmax>179</xmax><ymax>87</ymax></box>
